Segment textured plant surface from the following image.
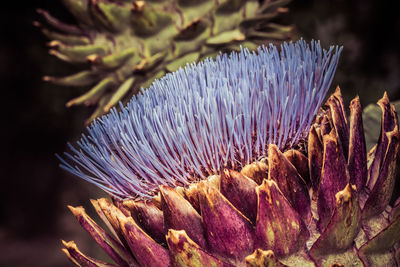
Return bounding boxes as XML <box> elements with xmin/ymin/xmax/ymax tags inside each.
<box><xmin>59</xmin><ymin>40</ymin><xmax>400</xmax><ymax>266</ymax></box>
<box><xmin>36</xmin><ymin>0</ymin><xmax>293</xmax><ymax>123</ymax></box>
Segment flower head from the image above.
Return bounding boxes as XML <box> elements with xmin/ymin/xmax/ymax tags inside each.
<box><xmin>59</xmin><ymin>40</ymin><xmax>342</xmax><ymax>199</ymax></box>
<box><xmin>60</xmin><ymin>40</ymin><xmax>400</xmax><ymax>267</ymax></box>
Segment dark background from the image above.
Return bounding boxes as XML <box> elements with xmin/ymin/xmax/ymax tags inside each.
<box><xmin>0</xmin><ymin>0</ymin><xmax>399</xmax><ymax>266</ymax></box>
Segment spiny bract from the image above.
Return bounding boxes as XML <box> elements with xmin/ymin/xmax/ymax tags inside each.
<box><xmin>36</xmin><ymin>0</ymin><xmax>294</xmax><ymax>123</ymax></box>
<box><xmin>59</xmin><ymin>40</ymin><xmax>342</xmax><ymax>199</ymax></box>
<box><xmin>60</xmin><ymin>40</ymin><xmax>400</xmax><ymax>267</ymax></box>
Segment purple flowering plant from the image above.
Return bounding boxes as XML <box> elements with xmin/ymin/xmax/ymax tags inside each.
<box><xmin>59</xmin><ymin>40</ymin><xmax>400</xmax><ymax>267</ymax></box>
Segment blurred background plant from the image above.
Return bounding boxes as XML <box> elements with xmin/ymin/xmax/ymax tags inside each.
<box><xmin>36</xmin><ymin>0</ymin><xmax>294</xmax><ymax>124</ymax></box>
<box><xmin>0</xmin><ymin>0</ymin><xmax>399</xmax><ymax>266</ymax></box>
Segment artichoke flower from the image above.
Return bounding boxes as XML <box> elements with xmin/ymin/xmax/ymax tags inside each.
<box><xmin>36</xmin><ymin>0</ymin><xmax>293</xmax><ymax>123</ymax></box>
<box><xmin>58</xmin><ymin>40</ymin><xmax>400</xmax><ymax>267</ymax></box>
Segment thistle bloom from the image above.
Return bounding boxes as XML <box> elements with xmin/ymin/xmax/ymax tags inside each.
<box><xmin>60</xmin><ymin>40</ymin><xmax>400</xmax><ymax>267</ymax></box>
<box><xmin>59</xmin><ymin>40</ymin><xmax>341</xmax><ymax>199</ymax></box>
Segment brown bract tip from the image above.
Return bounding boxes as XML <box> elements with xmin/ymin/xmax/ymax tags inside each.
<box><xmin>247</xmin><ymin>248</ymin><xmax>272</xmax><ymax>259</ymax></box>
<box><xmin>121</xmin><ymin>199</ymin><xmax>135</xmax><ymax>210</ymax></box>
<box><xmin>159</xmin><ymin>185</ymin><xmax>174</xmax><ymax>197</ymax></box>
<box><xmin>387</xmin><ymin>124</ymin><xmax>400</xmax><ymax>141</ymax></box>
<box><xmin>104</xmin><ymin>105</ymin><xmax>113</xmax><ymax>113</ymax></box>
<box><xmin>245</xmin><ymin>249</ymin><xmax>282</xmax><ymax>267</ymax></box>
<box><xmin>152</xmin><ymin>192</ymin><xmax>162</xmax><ymax>208</ymax></box>
<box><xmin>350</xmin><ymin>95</ymin><xmax>361</xmax><ymax>108</ymax></box>
<box><xmin>391</xmin><ymin>103</ymin><xmax>397</xmax><ymax>113</ymax></box>
<box><xmin>87</xmin><ymin>54</ymin><xmax>100</xmax><ymax>63</ymax></box>
<box><xmin>240</xmin><ymin>160</ymin><xmax>268</xmax><ymax>185</ymax></box>
<box><xmin>204</xmin><ymin>175</ymin><xmax>221</xmax><ymax>190</ymax></box>
<box><xmin>67</xmin><ymin>205</ymin><xmax>85</xmax><ymax>217</ymax></box>
<box><xmin>66</xmin><ymin>100</ymin><xmax>75</xmax><ymax>108</ymax></box>
<box><xmin>115</xmin><ymin>210</ymin><xmax>130</xmax><ymax>226</ymax></box>
<box><xmin>61</xmin><ymin>240</ymin><xmax>76</xmax><ymax>249</ymax></box>
<box><xmin>48</xmin><ymin>40</ymin><xmax>62</xmax><ymax>48</ymax></box>
<box><xmin>166</xmin><ymin>229</ymin><xmax>185</xmax><ymax>247</ymax></box>
<box><xmin>277</xmin><ymin>7</ymin><xmax>289</xmax><ymax>13</ymax></box>
<box><xmin>378</xmin><ymin>91</ymin><xmax>390</xmax><ymax>107</ymax></box>
<box><xmin>199</xmin><ymin>182</ymin><xmax>217</xmax><ymax>205</ymax></box>
<box><xmin>335</xmin><ymin>184</ymin><xmax>355</xmax><ymax>205</ymax></box>
<box><xmin>133</xmin><ymin>59</ymin><xmax>149</xmax><ymax>72</ymax></box>
<box><xmin>89</xmin><ymin>198</ymin><xmax>98</xmax><ymax>207</ymax></box>
<box><xmin>257</xmin><ymin>179</ymin><xmax>275</xmax><ymax>203</ymax></box>
<box><xmin>132</xmin><ymin>1</ymin><xmax>145</xmax><ymax>12</ymax></box>
<box><xmin>97</xmin><ymin>197</ymin><xmax>110</xmax><ymax>207</ymax></box>
<box><xmin>323</xmin><ymin>129</ymin><xmax>337</xmax><ymax>143</ymax></box>
<box><xmin>334</xmin><ymin>86</ymin><xmax>342</xmax><ymax>97</ymax></box>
